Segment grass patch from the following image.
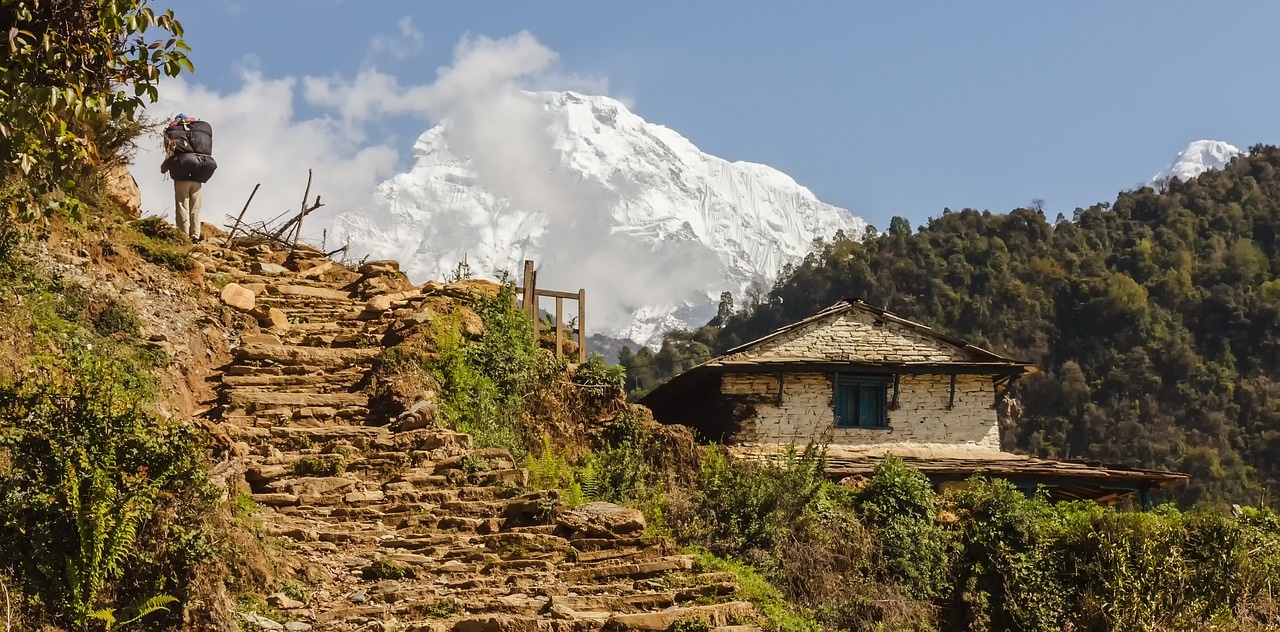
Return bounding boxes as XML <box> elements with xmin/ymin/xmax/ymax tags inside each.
<box><xmin>363</xmin><ymin>558</ymin><xmax>413</xmax><ymax>580</ymax></box>
<box><xmin>294</xmin><ymin>456</ymin><xmax>345</xmax><ymax>477</ymax></box>
<box><xmin>125</xmin><ymin>217</ymin><xmax>194</xmax><ymax>272</ymax></box>
<box><xmin>691</xmin><ymin>550</ymin><xmax>820</xmax><ymax>632</ymax></box>
<box><xmin>424</xmin><ymin>599</ymin><xmax>462</xmax><ymax>618</ymax></box>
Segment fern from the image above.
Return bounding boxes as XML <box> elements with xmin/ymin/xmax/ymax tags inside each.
<box><xmin>88</xmin><ymin>594</ymin><xmax>178</xmax><ymax>630</ymax></box>
<box><xmin>578</xmin><ymin>458</ymin><xmax>602</xmax><ymax>501</ymax></box>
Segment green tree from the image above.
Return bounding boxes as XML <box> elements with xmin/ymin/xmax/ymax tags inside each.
<box><xmin>0</xmin><ymin>0</ymin><xmax>192</xmax><ymax>197</ymax></box>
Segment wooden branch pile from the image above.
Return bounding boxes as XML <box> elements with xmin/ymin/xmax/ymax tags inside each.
<box><xmin>223</xmin><ymin>169</ymin><xmax>346</xmax><ymax>258</ymax></box>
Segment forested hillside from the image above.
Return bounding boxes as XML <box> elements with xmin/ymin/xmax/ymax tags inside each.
<box><xmin>625</xmin><ymin>145</ymin><xmax>1280</xmax><ymax>507</ymax></box>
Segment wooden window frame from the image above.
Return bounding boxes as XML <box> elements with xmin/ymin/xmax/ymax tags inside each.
<box><xmin>833</xmin><ymin>373</ymin><xmax>890</xmax><ymax>429</ymax></box>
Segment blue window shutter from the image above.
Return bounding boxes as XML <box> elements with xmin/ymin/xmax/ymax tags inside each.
<box><xmin>833</xmin><ymin>374</ymin><xmax>889</xmax><ymax>428</ymax></box>
<box><xmin>834</xmin><ymin>377</ymin><xmax>853</xmax><ymax>427</ymax></box>
<box><xmin>859</xmin><ymin>384</ymin><xmax>880</xmax><ymax>426</ymax></box>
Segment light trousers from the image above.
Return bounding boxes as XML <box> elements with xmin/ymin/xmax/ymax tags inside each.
<box><xmin>174</xmin><ymin>180</ymin><xmax>203</xmax><ymax>240</ymax></box>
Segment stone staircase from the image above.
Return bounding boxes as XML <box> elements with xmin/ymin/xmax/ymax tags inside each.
<box><xmin>193</xmin><ymin>238</ymin><xmax>758</xmax><ymax>632</ymax></box>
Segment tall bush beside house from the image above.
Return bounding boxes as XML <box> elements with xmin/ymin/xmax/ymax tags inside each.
<box><xmin>946</xmin><ymin>479</ymin><xmax>1077</xmax><ymax>631</ymax></box>
<box><xmin>853</xmin><ymin>455</ymin><xmax>953</xmax><ymax>602</ymax></box>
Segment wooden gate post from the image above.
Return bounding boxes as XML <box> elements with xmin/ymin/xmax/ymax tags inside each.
<box><xmin>577</xmin><ymin>288</ymin><xmax>586</xmax><ymax>363</ymax></box>
<box><xmin>521</xmin><ymin>260</ymin><xmax>535</xmax><ymax>319</ymax></box>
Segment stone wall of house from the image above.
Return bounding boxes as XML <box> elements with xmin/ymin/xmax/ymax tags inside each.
<box><xmin>740</xmin><ymin>310</ymin><xmax>968</xmax><ymax>362</ymax></box>
<box><xmin>721</xmin><ymin>372</ymin><xmax>999</xmax><ymax>448</ymax></box>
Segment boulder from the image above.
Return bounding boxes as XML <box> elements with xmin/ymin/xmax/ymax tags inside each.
<box><xmin>444</xmin><ymin>279</ymin><xmax>502</xmax><ymax>299</ymax></box>
<box><xmin>266</xmin><ymin>592</ymin><xmax>305</xmax><ymax>609</ymax></box>
<box><xmin>555</xmin><ymin>501</ymin><xmax>645</xmax><ymax>539</ymax></box>
<box><xmin>503</xmin><ymin>490</ymin><xmax>560</xmax><ymax>527</ymax></box>
<box><xmin>240</xmin><ymin>613</ymin><xmax>284</xmax><ymax>630</ymax></box>
<box><xmin>260</xmin><ymin>307</ymin><xmax>290</xmax><ymax>332</ymax></box>
<box><xmin>459</xmin><ymin>306</ymin><xmax>485</xmax><ymax>338</ymax></box>
<box><xmin>359</xmin><ymin>276</ymin><xmax>392</xmax><ymax>297</ymax></box>
<box><xmin>391</xmin><ymin>396</ymin><xmax>437</xmax><ymax>432</ymax></box>
<box><xmin>358</xmin><ymin>260</ymin><xmax>400</xmax><ymax>276</ymax></box>
<box><xmin>252</xmin><ymin>262</ymin><xmax>290</xmax><ymax>276</ymax></box>
<box><xmin>298</xmin><ymin>260</ymin><xmax>334</xmax><ymax>279</ymax></box>
<box><xmin>103</xmin><ymin>162</ymin><xmax>141</xmax><ymax>217</ymax></box>
<box><xmin>220</xmin><ymin>283</ymin><xmax>256</xmax><ymax>312</ymax></box>
<box><xmin>364</xmin><ymin>294</ymin><xmax>394</xmax><ymax>314</ymax></box>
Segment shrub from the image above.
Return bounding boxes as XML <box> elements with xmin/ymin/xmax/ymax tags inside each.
<box><xmin>426</xmin><ymin>284</ymin><xmax>535</xmax><ymax>456</ymax></box>
<box><xmin>135</xmin><ymin>216</ymin><xmax>185</xmax><ymax>243</ymax></box>
<box><xmin>93</xmin><ymin>299</ymin><xmax>142</xmax><ymax>337</ymax></box>
<box><xmin>526</xmin><ymin>435</ymin><xmax>585</xmax><ymax>506</ymax></box>
<box><xmin>132</xmin><ymin>237</ymin><xmax>194</xmax><ymax>272</ymax></box>
<box><xmin>683</xmin><ymin>444</ymin><xmax>829</xmax><ymax>557</ymax></box>
<box><xmin>853</xmin><ymin>455</ymin><xmax>952</xmax><ymax>602</ymax></box>
<box><xmin>572</xmin><ymin>352</ymin><xmax>625</xmax><ymax>408</ymax></box>
<box><xmin>363</xmin><ymin>558</ymin><xmax>412</xmax><ymax>581</ymax></box>
<box><xmin>946</xmin><ymin>478</ymin><xmax>1072</xmax><ymax>631</ymax></box>
<box><xmin>0</xmin><ymin>348</ymin><xmax>213</xmax><ymax>628</ymax></box>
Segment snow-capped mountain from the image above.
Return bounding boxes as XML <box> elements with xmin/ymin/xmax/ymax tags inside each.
<box><xmin>327</xmin><ymin>91</ymin><xmax>864</xmax><ymax>347</ymax></box>
<box><xmin>1151</xmin><ymin>140</ymin><xmax>1241</xmax><ymax>184</ymax></box>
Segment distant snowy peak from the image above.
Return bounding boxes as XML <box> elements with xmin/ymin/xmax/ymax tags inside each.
<box><xmin>328</xmin><ymin>90</ymin><xmax>864</xmax><ymax>347</ymax></box>
<box><xmin>1152</xmin><ymin>140</ymin><xmax>1241</xmax><ymax>184</ymax></box>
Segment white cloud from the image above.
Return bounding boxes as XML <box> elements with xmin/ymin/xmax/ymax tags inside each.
<box><xmin>367</xmin><ymin>16</ymin><xmax>425</xmax><ymax>64</ymax></box>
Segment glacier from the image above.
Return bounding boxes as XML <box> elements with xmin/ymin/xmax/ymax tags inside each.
<box><xmin>326</xmin><ymin>91</ymin><xmax>864</xmax><ymax>347</ymax></box>
<box><xmin>1151</xmin><ymin>140</ymin><xmax>1241</xmax><ymax>185</ymax></box>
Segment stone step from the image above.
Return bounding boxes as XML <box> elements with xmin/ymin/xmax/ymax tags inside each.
<box><xmin>571</xmin><ymin>544</ymin><xmax>671</xmax><ymax>565</ymax></box>
<box><xmin>223</xmin><ymin>363</ymin><xmax>366</xmax><ymax>378</ymax></box>
<box><xmin>264</xmin><ymin>283</ymin><xmax>356</xmax><ymax>301</ymax></box>
<box><xmin>559</xmin><ymin>557</ymin><xmax>695</xmax><ymax>584</ymax></box>
<box><xmin>548</xmin><ymin>582</ymin><xmax>738</xmax><ymax>615</ymax></box>
<box><xmin>263</xmin><ymin>306</ymin><xmax>363</xmax><ymax>321</ymax></box>
<box><xmin>233</xmin><ymin>274</ymin><xmax>343</xmax><ymax>288</ymax></box>
<box><xmin>234</xmin><ymin>343</ymin><xmax>382</xmax><ymax>369</ymax></box>
<box><xmin>221</xmin><ymin>370</ymin><xmax>366</xmax><ymax>388</ymax></box>
<box><xmin>382</xmin><ymin>483</ymin><xmax>522</xmax><ymax>504</ymax></box>
<box><xmin>438</xmin><ymin>498</ymin><xmax>522</xmax><ymax>518</ymax></box>
<box><xmin>227</xmin><ymin>424</ymin><xmax>391</xmax><ymax>446</ymax></box>
<box><xmin>287</xmin><ymin>332</ymin><xmax>382</xmax><ymax>348</ymax></box>
<box><xmin>285</xmin><ymin>320</ymin><xmax>385</xmax><ymax>333</ymax></box>
<box><xmin>604</xmin><ymin>601</ymin><xmax>756</xmax><ymax>632</ymax></box>
<box><xmin>220</xmin><ymin>407</ymin><xmax>370</xmax><ymax>429</ymax></box>
<box><xmin>373</xmin><ymin>428</ymin><xmax>474</xmax><ymax>454</ymax></box>
<box><xmin>225</xmin><ymin>389</ymin><xmax>370</xmax><ymax>409</ymax></box>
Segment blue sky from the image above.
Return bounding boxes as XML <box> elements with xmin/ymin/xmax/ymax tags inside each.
<box><xmin>150</xmin><ymin>0</ymin><xmax>1280</xmax><ymax>231</ymax></box>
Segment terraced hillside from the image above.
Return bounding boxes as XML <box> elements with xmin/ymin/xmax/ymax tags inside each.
<box><xmin>191</xmin><ymin>237</ymin><xmax>757</xmax><ymax>632</ymax></box>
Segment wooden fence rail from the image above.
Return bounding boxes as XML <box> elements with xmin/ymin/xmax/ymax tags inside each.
<box><xmin>514</xmin><ymin>260</ymin><xmax>586</xmax><ymax>363</ymax></box>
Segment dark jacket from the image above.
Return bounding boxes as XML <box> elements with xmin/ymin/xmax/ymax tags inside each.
<box><xmin>161</xmin><ymin>120</ymin><xmax>217</xmax><ymax>183</ymax></box>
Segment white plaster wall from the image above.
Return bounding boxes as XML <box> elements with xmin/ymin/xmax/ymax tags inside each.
<box><xmin>722</xmin><ymin>372</ymin><xmax>999</xmax><ymax>448</ymax></box>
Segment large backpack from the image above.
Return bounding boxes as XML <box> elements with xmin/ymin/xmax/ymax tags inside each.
<box><xmin>164</xmin><ymin>120</ymin><xmax>218</xmax><ymax>183</ymax></box>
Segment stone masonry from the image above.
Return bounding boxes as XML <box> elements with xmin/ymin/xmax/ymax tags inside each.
<box><xmin>739</xmin><ymin>309</ymin><xmax>968</xmax><ymax>362</ymax></box>
<box><xmin>721</xmin><ymin>373</ymin><xmax>999</xmax><ymax>448</ymax></box>
<box><xmin>714</xmin><ymin>306</ymin><xmax>1003</xmax><ymax>449</ymax></box>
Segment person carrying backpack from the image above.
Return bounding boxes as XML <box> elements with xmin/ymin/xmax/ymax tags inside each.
<box><xmin>160</xmin><ymin>114</ymin><xmax>218</xmax><ymax>242</ymax></box>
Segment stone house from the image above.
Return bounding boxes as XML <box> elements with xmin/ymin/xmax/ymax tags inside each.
<box><xmin>639</xmin><ymin>300</ymin><xmax>1186</xmax><ymax>505</ymax></box>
